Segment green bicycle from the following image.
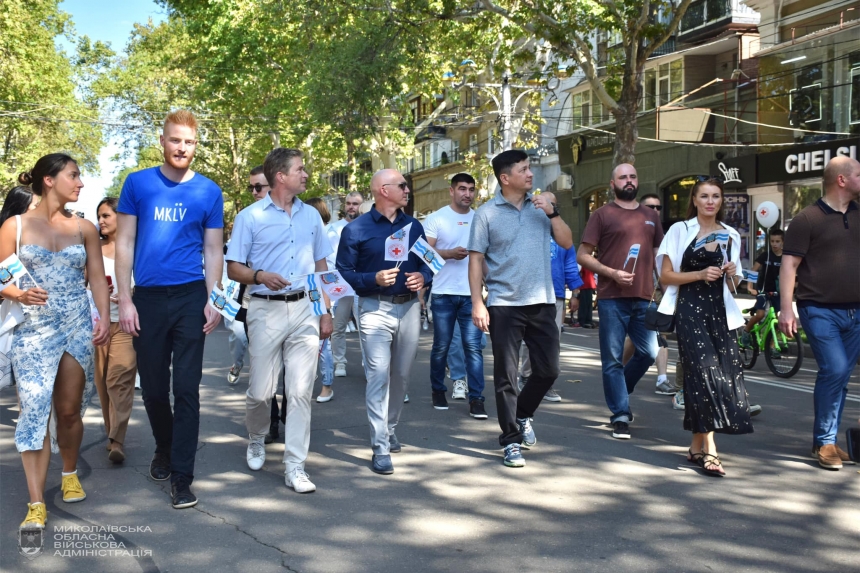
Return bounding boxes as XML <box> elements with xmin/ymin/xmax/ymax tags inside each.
<box><xmin>737</xmin><ymin>300</ymin><xmax>803</xmax><ymax>378</ymax></box>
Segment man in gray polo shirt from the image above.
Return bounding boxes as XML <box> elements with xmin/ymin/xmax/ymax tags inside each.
<box><xmin>468</xmin><ymin>149</ymin><xmax>574</xmax><ymax>467</ymax></box>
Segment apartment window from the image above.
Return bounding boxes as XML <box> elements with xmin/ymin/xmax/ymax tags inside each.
<box><xmin>452</xmin><ymin>140</ymin><xmax>460</xmax><ymax>161</ymax></box>
<box><xmin>422</xmin><ymin>145</ymin><xmax>431</xmax><ymax>169</ymax></box>
<box><xmin>469</xmin><ymin>133</ymin><xmax>478</xmax><ymax>153</ymax></box>
<box><xmin>572</xmin><ymin>90</ymin><xmax>591</xmax><ymax>127</ymax></box>
<box><xmin>643</xmin><ymin>59</ymin><xmax>683</xmax><ymax>110</ymax></box>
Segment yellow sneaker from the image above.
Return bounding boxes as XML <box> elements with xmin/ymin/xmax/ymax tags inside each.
<box><xmin>20</xmin><ymin>502</ymin><xmax>47</xmax><ymax>530</ymax></box>
<box><xmin>61</xmin><ymin>473</ymin><xmax>86</xmax><ymax>503</ymax></box>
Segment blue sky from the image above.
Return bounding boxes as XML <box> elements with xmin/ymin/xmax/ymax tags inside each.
<box><xmin>58</xmin><ymin>0</ymin><xmax>165</xmax><ymax>219</ymax></box>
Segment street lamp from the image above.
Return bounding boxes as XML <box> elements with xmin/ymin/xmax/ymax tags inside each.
<box><xmin>443</xmin><ymin>64</ymin><xmax>560</xmax><ymax>152</ymax></box>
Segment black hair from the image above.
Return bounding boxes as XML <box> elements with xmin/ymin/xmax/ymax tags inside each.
<box><xmin>491</xmin><ymin>149</ymin><xmax>529</xmax><ymax>180</ymax></box>
<box><xmin>97</xmin><ymin>196</ymin><xmax>119</xmax><ymax>215</ymax></box>
<box><xmin>18</xmin><ymin>153</ymin><xmax>77</xmax><ymax>196</ymax></box>
<box><xmin>0</xmin><ymin>186</ymin><xmax>35</xmax><ymax>227</ymax></box>
<box><xmin>769</xmin><ymin>228</ymin><xmax>784</xmax><ymax>237</ymax></box>
<box><xmin>639</xmin><ymin>193</ymin><xmax>660</xmax><ymax>202</ymax></box>
<box><xmin>450</xmin><ymin>173</ymin><xmax>476</xmax><ymax>186</ymax></box>
<box><xmin>249</xmin><ymin>165</ymin><xmax>265</xmax><ymax>177</ymax></box>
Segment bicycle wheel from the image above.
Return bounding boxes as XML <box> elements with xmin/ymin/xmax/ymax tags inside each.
<box><xmin>764</xmin><ymin>329</ymin><xmax>803</xmax><ymax>378</ymax></box>
<box><xmin>736</xmin><ymin>330</ymin><xmax>758</xmax><ymax>370</ymax></box>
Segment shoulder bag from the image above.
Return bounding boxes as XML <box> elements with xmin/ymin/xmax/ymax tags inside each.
<box><xmin>0</xmin><ymin>215</ymin><xmax>27</xmax><ymax>390</ymax></box>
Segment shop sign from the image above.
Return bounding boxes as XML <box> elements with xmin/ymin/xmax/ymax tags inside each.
<box><xmin>708</xmin><ymin>154</ymin><xmax>755</xmax><ymax>189</ymax></box>
<box><xmin>758</xmin><ymin>137</ymin><xmax>859</xmax><ymax>183</ymax></box>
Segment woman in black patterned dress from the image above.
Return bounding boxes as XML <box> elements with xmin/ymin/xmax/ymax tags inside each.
<box><xmin>656</xmin><ymin>178</ymin><xmax>752</xmax><ymax>477</ymax></box>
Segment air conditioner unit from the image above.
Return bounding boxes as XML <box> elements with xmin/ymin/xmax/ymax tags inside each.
<box><xmin>556</xmin><ymin>174</ymin><xmax>572</xmax><ymax>190</ymax></box>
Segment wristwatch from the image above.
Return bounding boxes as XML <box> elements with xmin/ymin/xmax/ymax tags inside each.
<box><xmin>547</xmin><ymin>205</ymin><xmax>560</xmax><ymax>219</ymax></box>
<box><xmin>253</xmin><ymin>270</ymin><xmax>263</xmax><ymax>285</ymax></box>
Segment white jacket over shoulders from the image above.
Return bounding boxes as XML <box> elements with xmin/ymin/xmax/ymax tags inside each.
<box><xmin>655</xmin><ymin>217</ymin><xmax>745</xmax><ymax>331</ymax></box>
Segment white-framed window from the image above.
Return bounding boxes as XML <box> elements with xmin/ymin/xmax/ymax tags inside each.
<box><xmin>452</xmin><ymin>140</ymin><xmax>460</xmax><ymax>161</ymax></box>
<box><xmin>572</xmin><ymin>90</ymin><xmax>591</xmax><ymax>127</ymax></box>
<box><xmin>643</xmin><ymin>59</ymin><xmax>683</xmax><ymax>110</ymax></box>
<box><xmin>488</xmin><ymin>131</ymin><xmax>499</xmax><ymax>154</ymax></box>
<box><xmin>469</xmin><ymin>133</ymin><xmax>478</xmax><ymax>153</ymax></box>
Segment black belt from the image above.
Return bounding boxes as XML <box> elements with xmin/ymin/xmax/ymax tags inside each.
<box><xmin>370</xmin><ymin>292</ymin><xmax>417</xmax><ymax>304</ymax></box>
<box><xmin>251</xmin><ymin>291</ymin><xmax>306</xmax><ymax>302</ymax></box>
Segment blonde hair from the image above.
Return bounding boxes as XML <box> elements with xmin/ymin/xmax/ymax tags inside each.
<box><xmin>163</xmin><ymin>109</ymin><xmax>198</xmax><ymax>133</ymax></box>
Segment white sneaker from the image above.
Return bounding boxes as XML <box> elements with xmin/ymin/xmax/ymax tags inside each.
<box><xmin>227</xmin><ymin>364</ymin><xmax>241</xmax><ymax>385</ymax></box>
<box><xmin>451</xmin><ymin>380</ymin><xmax>467</xmax><ymax>400</ymax></box>
<box><xmin>334</xmin><ymin>363</ymin><xmax>346</xmax><ymax>377</ymax></box>
<box><xmin>246</xmin><ymin>439</ymin><xmax>266</xmax><ymax>471</ymax></box>
<box><xmin>672</xmin><ymin>392</ymin><xmax>685</xmax><ymax>411</ymax></box>
<box><xmin>285</xmin><ymin>468</ymin><xmax>316</xmax><ymax>493</ymax></box>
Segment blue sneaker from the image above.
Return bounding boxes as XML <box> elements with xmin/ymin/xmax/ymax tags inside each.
<box><xmin>503</xmin><ymin>443</ymin><xmax>525</xmax><ymax>467</ymax></box>
<box><xmin>371</xmin><ymin>454</ymin><xmax>394</xmax><ymax>474</ymax></box>
<box><xmin>516</xmin><ymin>417</ymin><xmax>536</xmax><ymax>449</ymax></box>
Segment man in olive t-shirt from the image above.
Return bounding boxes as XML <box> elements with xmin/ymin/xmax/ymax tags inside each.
<box><xmin>577</xmin><ymin>163</ymin><xmax>664</xmax><ymax>440</ymax></box>
<box><xmin>779</xmin><ymin>156</ymin><xmax>860</xmax><ymax>471</ymax></box>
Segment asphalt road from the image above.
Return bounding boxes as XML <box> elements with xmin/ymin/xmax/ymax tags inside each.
<box><xmin>2</xmin><ymin>322</ymin><xmax>859</xmax><ymax>572</ymax></box>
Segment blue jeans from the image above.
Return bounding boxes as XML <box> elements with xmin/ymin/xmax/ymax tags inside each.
<box><xmin>597</xmin><ymin>298</ymin><xmax>658</xmax><ymax>424</ymax></box>
<box><xmin>430</xmin><ymin>295</ymin><xmax>485</xmax><ymax>401</ymax></box>
<box><xmin>448</xmin><ymin>326</ymin><xmax>467</xmax><ymax>381</ymax></box>
<box><xmin>798</xmin><ymin>306</ymin><xmax>860</xmax><ymax>447</ymax></box>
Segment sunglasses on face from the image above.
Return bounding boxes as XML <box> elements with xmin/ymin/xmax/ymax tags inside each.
<box><xmin>645</xmin><ymin>204</ymin><xmax>662</xmax><ymax>211</ymax></box>
<box><xmin>695</xmin><ymin>175</ymin><xmax>724</xmax><ymax>183</ymax></box>
<box><xmin>382</xmin><ymin>182</ymin><xmax>409</xmax><ymax>191</ymax></box>
<box><xmin>247</xmin><ymin>183</ymin><xmax>269</xmax><ymax>193</ymax></box>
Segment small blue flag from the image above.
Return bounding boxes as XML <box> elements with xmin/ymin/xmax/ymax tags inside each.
<box><xmin>208</xmin><ymin>285</ymin><xmax>240</xmax><ymax>320</ymax></box>
<box><xmin>410</xmin><ymin>237</ymin><xmax>445</xmax><ymax>274</ymax></box>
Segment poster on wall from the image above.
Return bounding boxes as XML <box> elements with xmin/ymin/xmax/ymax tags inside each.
<box><xmin>724</xmin><ymin>193</ymin><xmax>750</xmax><ymax>265</ymax></box>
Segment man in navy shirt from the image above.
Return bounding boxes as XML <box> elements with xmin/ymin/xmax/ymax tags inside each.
<box><xmin>336</xmin><ymin>169</ymin><xmax>431</xmax><ymax>475</ymax></box>
<box><xmin>116</xmin><ymin>110</ymin><xmax>223</xmax><ymax>509</ymax></box>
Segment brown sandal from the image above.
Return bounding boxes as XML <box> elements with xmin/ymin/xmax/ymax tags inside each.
<box><xmin>700</xmin><ymin>453</ymin><xmax>726</xmax><ymax>477</ymax></box>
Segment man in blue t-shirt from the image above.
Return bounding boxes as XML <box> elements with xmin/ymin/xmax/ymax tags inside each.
<box><xmin>116</xmin><ymin>110</ymin><xmax>224</xmax><ymax>510</ymax></box>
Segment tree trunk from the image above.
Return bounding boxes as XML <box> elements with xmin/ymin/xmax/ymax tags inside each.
<box><xmin>612</xmin><ymin>46</ymin><xmax>646</xmax><ymax>167</ymax></box>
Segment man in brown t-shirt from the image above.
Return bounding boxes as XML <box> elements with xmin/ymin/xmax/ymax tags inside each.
<box><xmin>779</xmin><ymin>155</ymin><xmax>860</xmax><ymax>471</ymax></box>
<box><xmin>577</xmin><ymin>163</ymin><xmax>665</xmax><ymax>439</ymax></box>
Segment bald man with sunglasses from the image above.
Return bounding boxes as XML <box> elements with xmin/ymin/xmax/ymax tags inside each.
<box><xmin>336</xmin><ymin>169</ymin><xmax>433</xmax><ymax>475</ymax></box>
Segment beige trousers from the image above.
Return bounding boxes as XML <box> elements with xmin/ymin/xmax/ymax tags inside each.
<box><xmin>245</xmin><ymin>296</ymin><xmax>319</xmax><ymax>473</ymax></box>
<box><xmin>94</xmin><ymin>322</ymin><xmax>138</xmax><ymax>445</ymax></box>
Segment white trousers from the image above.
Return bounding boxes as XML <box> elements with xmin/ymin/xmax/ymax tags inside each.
<box><xmin>245</xmin><ymin>297</ymin><xmax>319</xmax><ymax>473</ymax></box>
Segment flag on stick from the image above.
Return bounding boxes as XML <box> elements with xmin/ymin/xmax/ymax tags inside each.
<box><xmin>0</xmin><ymin>253</ymin><xmax>28</xmax><ymax>292</ymax></box>
<box><xmin>624</xmin><ymin>244</ymin><xmax>640</xmax><ymax>273</ymax></box>
<box><xmin>694</xmin><ymin>231</ymin><xmax>730</xmax><ymax>251</ymax></box>
<box><xmin>304</xmin><ymin>274</ymin><xmax>327</xmax><ymax>316</ymax></box>
<box><xmin>410</xmin><ymin>237</ymin><xmax>445</xmax><ymax>274</ymax></box>
<box><xmin>315</xmin><ymin>271</ymin><xmax>355</xmax><ymax>302</ymax></box>
<box><xmin>384</xmin><ymin>223</ymin><xmax>412</xmax><ymax>262</ymax></box>
<box><xmin>209</xmin><ymin>285</ymin><xmax>240</xmax><ymax>320</ymax></box>
<box><xmin>742</xmin><ymin>270</ymin><xmax>759</xmax><ymax>284</ymax></box>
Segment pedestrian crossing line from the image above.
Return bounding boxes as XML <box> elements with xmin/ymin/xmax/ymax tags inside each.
<box><xmin>559</xmin><ymin>343</ymin><xmax>860</xmax><ymax>403</ymax></box>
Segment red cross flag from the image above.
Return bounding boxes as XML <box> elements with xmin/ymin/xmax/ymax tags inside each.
<box><xmin>384</xmin><ymin>223</ymin><xmax>412</xmax><ymax>262</ymax></box>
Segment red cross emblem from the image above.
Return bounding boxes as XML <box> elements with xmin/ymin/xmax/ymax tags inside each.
<box><xmin>332</xmin><ymin>286</ymin><xmax>345</xmax><ymax>295</ymax></box>
<box><xmin>388</xmin><ymin>245</ymin><xmax>403</xmax><ymax>257</ymax></box>
<box><xmin>760</xmin><ymin>208</ymin><xmax>767</xmax><ymax>216</ymax></box>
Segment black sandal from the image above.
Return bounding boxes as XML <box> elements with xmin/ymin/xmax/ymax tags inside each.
<box><xmin>700</xmin><ymin>453</ymin><xmax>726</xmax><ymax>477</ymax></box>
<box><xmin>686</xmin><ymin>449</ymin><xmax>704</xmax><ymax>466</ymax></box>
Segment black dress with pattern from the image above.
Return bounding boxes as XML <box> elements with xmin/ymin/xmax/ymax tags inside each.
<box><xmin>676</xmin><ymin>238</ymin><xmax>753</xmax><ymax>435</ymax></box>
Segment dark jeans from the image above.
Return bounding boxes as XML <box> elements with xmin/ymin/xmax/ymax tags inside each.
<box><xmin>488</xmin><ymin>304</ymin><xmax>560</xmax><ymax>447</ymax></box>
<box><xmin>430</xmin><ymin>294</ymin><xmax>485</xmax><ymax>401</ymax></box>
<box><xmin>798</xmin><ymin>306</ymin><xmax>860</xmax><ymax>447</ymax></box>
<box><xmin>133</xmin><ymin>281</ymin><xmax>207</xmax><ymax>485</ymax></box>
<box><xmin>577</xmin><ymin>289</ymin><xmax>595</xmax><ymax>326</ymax></box>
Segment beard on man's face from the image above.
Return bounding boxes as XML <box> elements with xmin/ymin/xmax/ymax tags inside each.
<box><xmin>612</xmin><ymin>181</ymin><xmax>638</xmax><ymax>202</ymax></box>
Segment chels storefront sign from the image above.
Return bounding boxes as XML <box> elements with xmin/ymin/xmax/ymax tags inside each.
<box><xmin>758</xmin><ymin>137</ymin><xmax>859</xmax><ymax>183</ymax></box>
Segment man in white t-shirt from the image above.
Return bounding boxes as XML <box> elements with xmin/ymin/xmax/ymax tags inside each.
<box><xmin>326</xmin><ymin>191</ymin><xmax>364</xmax><ymax>385</ymax></box>
<box><xmin>424</xmin><ymin>173</ymin><xmax>487</xmax><ymax>419</ymax></box>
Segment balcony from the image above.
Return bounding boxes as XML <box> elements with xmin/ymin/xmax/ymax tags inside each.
<box><xmin>678</xmin><ymin>0</ymin><xmax>759</xmax><ymax>43</ymax></box>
